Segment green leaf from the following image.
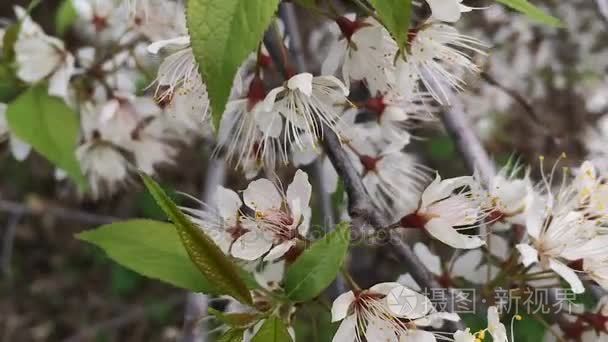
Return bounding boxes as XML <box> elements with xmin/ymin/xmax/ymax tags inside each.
<box><xmin>428</xmin><ymin>136</ymin><xmax>455</xmax><ymax>160</ymax></box>
<box><xmin>186</xmin><ymin>0</ymin><xmax>281</xmax><ymax>129</ymax></box>
<box><xmin>251</xmin><ymin>316</ymin><xmax>292</xmax><ymax>342</ymax></box>
<box><xmin>2</xmin><ymin>24</ymin><xmax>20</xmax><ymax>62</ymax></box>
<box><xmin>208</xmin><ymin>308</ymin><xmax>261</xmax><ymax>329</ymax></box>
<box><xmin>55</xmin><ymin>0</ymin><xmax>77</xmax><ymax>36</ymax></box>
<box><xmin>294</xmin><ymin>302</ymin><xmax>337</xmax><ymax>342</ymax></box>
<box><xmin>512</xmin><ymin>314</ymin><xmax>546</xmax><ymax>342</ymax></box>
<box><xmin>139</xmin><ymin>172</ymin><xmax>253</xmax><ymax>305</ymax></box>
<box><xmin>496</xmin><ymin>0</ymin><xmax>562</xmax><ymax>27</ymax></box>
<box><xmin>218</xmin><ymin>329</ymin><xmax>245</xmax><ymax>342</ymax></box>
<box><xmin>367</xmin><ymin>0</ymin><xmax>411</xmax><ymax>49</ymax></box>
<box><xmin>284</xmin><ymin>222</ymin><xmax>350</xmax><ymax>302</ymax></box>
<box><xmin>5</xmin><ymin>85</ymin><xmax>86</xmax><ymax>187</ymax></box>
<box><xmin>110</xmin><ymin>263</ymin><xmax>142</xmax><ymax>296</ymax></box>
<box><xmin>77</xmin><ymin>219</ymin><xmax>217</xmax><ymax>292</ymax></box>
<box><xmin>0</xmin><ymin>63</ymin><xmax>23</xmax><ymax>103</ymax></box>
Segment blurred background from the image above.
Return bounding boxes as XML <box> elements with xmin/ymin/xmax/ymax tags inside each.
<box><xmin>1</xmin><ymin>0</ymin><xmax>608</xmax><ymax>340</ymax></box>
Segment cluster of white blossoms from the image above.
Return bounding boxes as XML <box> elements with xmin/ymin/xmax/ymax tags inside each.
<box><xmin>329</xmin><ymin>280</ymin><xmax>511</xmax><ymax>342</ymax></box>
<box><xmin>1</xmin><ymin>1</ymin><xmax>212</xmax><ymax>197</ymax></box>
<box><xmin>516</xmin><ymin>159</ymin><xmax>608</xmax><ymax>294</ymax></box>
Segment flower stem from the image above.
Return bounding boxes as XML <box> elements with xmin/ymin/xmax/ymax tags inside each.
<box><xmin>341</xmin><ymin>268</ymin><xmax>361</xmax><ymax>291</ymax></box>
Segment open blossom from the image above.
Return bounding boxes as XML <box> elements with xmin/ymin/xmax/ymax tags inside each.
<box><xmin>396</xmin><ymin>23</ymin><xmax>487</xmax><ymax>104</ymax></box>
<box><xmin>263</xmin><ymin>72</ymin><xmax>349</xmax><ymax>151</ymax></box>
<box><xmin>0</xmin><ymin>103</ymin><xmax>31</xmax><ymax>161</ymax></box>
<box><xmin>233</xmin><ymin>170</ymin><xmax>311</xmax><ymax>261</ymax></box>
<box><xmin>339</xmin><ymin>110</ymin><xmax>430</xmax><ymax>220</ymax></box>
<box><xmin>322</xmin><ymin>15</ymin><xmax>397</xmax><ymax>94</ymax></box>
<box><xmin>181</xmin><ymin>186</ymin><xmax>243</xmax><ymax>254</ymax></box>
<box><xmin>76</xmin><ymin>102</ymin><xmax>133</xmax><ymax>198</ymax></box>
<box><xmin>185</xmin><ymin>171</ymin><xmax>311</xmax><ymax>261</ymax></box>
<box><xmin>486</xmin><ymin>163</ymin><xmax>532</xmax><ymax>225</ymax></box>
<box><xmin>359</xmin><ymin>91</ymin><xmax>436</xmax><ymax>147</ymax></box>
<box><xmin>72</xmin><ymin>0</ymin><xmax>126</xmax><ymax>43</ymax></box>
<box><xmin>399</xmin><ymin>174</ymin><xmax>489</xmax><ymax>249</ymax></box>
<box><xmin>147</xmin><ymin>35</ymin><xmax>211</xmax><ymax>129</ymax></box>
<box><xmin>516</xmin><ymin>160</ymin><xmax>608</xmax><ymax>293</ymax></box>
<box><xmin>75</xmin><ymin>92</ymin><xmax>177</xmax><ymax>196</ymax></box>
<box><xmin>331</xmin><ymin>282</ymin><xmax>458</xmax><ymax>342</ymax></box>
<box><xmin>216</xmin><ymin>76</ymin><xmax>285</xmax><ymax>178</ymax></box>
<box><xmin>13</xmin><ymin>7</ymin><xmax>75</xmax><ymax>99</ymax></box>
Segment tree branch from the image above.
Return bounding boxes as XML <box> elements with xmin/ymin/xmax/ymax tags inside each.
<box><xmin>275</xmin><ymin>2</ymin><xmax>464</xmax><ymax>328</ymax></box>
<box><xmin>0</xmin><ymin>199</ymin><xmax>119</xmax><ymax>225</ymax></box>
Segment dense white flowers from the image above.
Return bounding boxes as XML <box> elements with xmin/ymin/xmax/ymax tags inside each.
<box><xmin>516</xmin><ymin>160</ymin><xmax>608</xmax><ymax>293</ymax></box>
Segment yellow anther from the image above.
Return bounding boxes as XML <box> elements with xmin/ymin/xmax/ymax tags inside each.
<box><xmin>515</xmin><ymin>314</ymin><xmax>523</xmax><ymax>321</ymax></box>
<box><xmin>539</xmin><ymin>155</ymin><xmax>545</xmax><ymax>161</ymax></box>
<box><xmin>561</xmin><ymin>152</ymin><xmax>567</xmax><ymax>159</ymax></box>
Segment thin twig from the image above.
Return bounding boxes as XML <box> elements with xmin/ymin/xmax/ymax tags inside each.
<box><xmin>1</xmin><ymin>212</ymin><xmax>22</xmax><ymax>278</ymax></box>
<box><xmin>0</xmin><ymin>199</ymin><xmax>119</xmax><ymax>225</ymax></box>
<box><xmin>63</xmin><ymin>295</ymin><xmax>183</xmax><ymax>342</ymax></box>
<box><xmin>480</xmin><ymin>71</ymin><xmax>543</xmax><ymax>127</ymax></box>
<box><xmin>595</xmin><ymin>0</ymin><xmax>608</xmax><ymax>27</ymax></box>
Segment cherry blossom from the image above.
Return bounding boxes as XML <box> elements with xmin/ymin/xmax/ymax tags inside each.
<box><xmin>399</xmin><ymin>174</ymin><xmax>490</xmax><ymax>249</ymax></box>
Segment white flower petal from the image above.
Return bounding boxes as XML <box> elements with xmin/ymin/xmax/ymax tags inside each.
<box><xmin>366</xmin><ymin>317</ymin><xmax>398</xmax><ymax>342</ymax></box>
<box><xmin>332</xmin><ymin>315</ymin><xmax>357</xmax><ymax>342</ymax></box>
<box><xmin>230</xmin><ymin>231</ymin><xmax>272</xmax><ymax>260</ymax></box>
<box><xmin>382</xmin><ymin>283</ymin><xmax>433</xmax><ymax>319</ymax></box>
<box><xmin>243</xmin><ymin>178</ymin><xmax>282</xmax><ymax>211</ymax></box>
<box><xmin>321</xmin><ymin>39</ymin><xmax>347</xmax><ymax>76</ymax></box>
<box><xmin>413</xmin><ymin>243</ymin><xmax>442</xmax><ymax>276</ymax></box>
<box><xmin>147</xmin><ymin>35</ymin><xmax>191</xmax><ymax>54</ymax></box>
<box><xmin>264</xmin><ymin>240</ymin><xmax>295</xmax><ymax>261</ymax></box>
<box><xmin>396</xmin><ymin>273</ymin><xmax>421</xmax><ymax>292</ymax></box>
<box><xmin>425</xmin><ymin>218</ymin><xmax>485</xmax><ymax>249</ymax></box>
<box><xmin>487</xmin><ymin>306</ymin><xmax>508</xmax><ymax>342</ymax></box>
<box><xmin>287</xmin><ymin>169</ymin><xmax>312</xmax><ymax>209</ymax></box>
<box><xmin>516</xmin><ymin>244</ymin><xmax>539</xmax><ymax>267</ymax></box>
<box><xmin>287</xmin><ymin>73</ymin><xmax>314</xmax><ymax>96</ymax></box>
<box><xmin>214</xmin><ymin>186</ymin><xmax>242</xmax><ymax>222</ymax></box>
<box><xmin>452</xmin><ymin>249</ymin><xmax>483</xmax><ymax>280</ymax></box>
<box><xmin>48</xmin><ymin>54</ymin><xmax>75</xmax><ymax>99</ymax></box>
<box><xmin>525</xmin><ymin>192</ymin><xmax>545</xmax><ymax>240</ymax></box>
<box><xmin>331</xmin><ymin>291</ymin><xmax>355</xmax><ymax>322</ymax></box>
<box><xmin>400</xmin><ymin>329</ymin><xmax>437</xmax><ymax>342</ymax></box>
<box><xmin>426</xmin><ymin>0</ymin><xmax>463</xmax><ymax>22</ymax></box>
<box><xmin>10</xmin><ymin>134</ymin><xmax>32</xmax><ymax>161</ymax></box>
<box><xmin>253</xmin><ymin>109</ymin><xmax>283</xmax><ymax>138</ymax></box>
<box><xmin>262</xmin><ymin>86</ymin><xmax>285</xmax><ymax>112</ymax></box>
<box><xmin>549</xmin><ymin>258</ymin><xmax>585</xmax><ymax>294</ymax></box>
